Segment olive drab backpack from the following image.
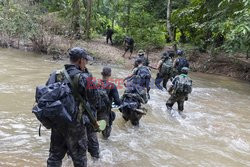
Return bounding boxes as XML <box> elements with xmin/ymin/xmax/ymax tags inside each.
<box><xmin>32</xmin><ymin>70</ymin><xmax>79</xmax><ymax>129</ymax></box>
<box><xmin>160</xmin><ymin>58</ymin><xmax>173</xmax><ymax>75</ymax></box>
<box><xmin>174</xmin><ymin>74</ymin><xmax>192</xmax><ymax>95</ymax></box>
<box><xmin>96</xmin><ymin>83</ymin><xmax>112</xmax><ymax>112</ymax></box>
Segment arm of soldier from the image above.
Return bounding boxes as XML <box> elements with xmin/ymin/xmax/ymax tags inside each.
<box><xmin>110</xmin><ymin>84</ymin><xmax>122</xmax><ymax>106</ymax></box>
<box><xmin>173</xmin><ymin>58</ymin><xmax>178</xmax><ymax>68</ymax></box>
<box><xmin>77</xmin><ymin>73</ymin><xmax>88</xmax><ymax>98</ymax></box>
<box><xmin>156</xmin><ymin>60</ymin><xmax>163</xmax><ymax>70</ymax></box>
<box><xmin>124</xmin><ymin>67</ymin><xmax>137</xmax><ymax>81</ymax></box>
<box><xmin>168</xmin><ymin>77</ymin><xmax>178</xmax><ymax>94</ymax></box>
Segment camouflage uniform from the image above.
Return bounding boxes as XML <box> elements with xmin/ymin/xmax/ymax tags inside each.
<box><xmin>46</xmin><ymin>64</ymin><xmax>90</xmax><ymax>167</ymax></box>
<box><xmin>166</xmin><ymin>94</ymin><xmax>186</xmax><ymax>112</ymax></box>
<box><xmin>166</xmin><ymin>74</ymin><xmax>192</xmax><ymax>113</ymax></box>
<box><xmin>82</xmin><ymin>68</ymin><xmax>100</xmax><ymax>158</ymax></box>
<box><xmin>97</xmin><ymin>80</ymin><xmax>121</xmax><ymax>139</ymax></box>
<box><xmin>155</xmin><ymin>58</ymin><xmax>173</xmax><ymax>90</ymax></box>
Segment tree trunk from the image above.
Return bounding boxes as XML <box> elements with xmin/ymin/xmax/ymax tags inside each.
<box><xmin>97</xmin><ymin>0</ymin><xmax>100</xmax><ymax>11</ymax></box>
<box><xmin>110</xmin><ymin>0</ymin><xmax>115</xmax><ymax>29</ymax></box>
<box><xmin>85</xmin><ymin>0</ymin><xmax>92</xmax><ymax>39</ymax></box>
<box><xmin>180</xmin><ymin>29</ymin><xmax>186</xmax><ymax>43</ymax></box>
<box><xmin>247</xmin><ymin>47</ymin><xmax>249</xmax><ymax>60</ymax></box>
<box><xmin>72</xmin><ymin>0</ymin><xmax>81</xmax><ymax>39</ymax></box>
<box><xmin>166</xmin><ymin>0</ymin><xmax>174</xmax><ymax>42</ymax></box>
<box><xmin>127</xmin><ymin>0</ymin><xmax>131</xmax><ymax>33</ymax></box>
<box><xmin>166</xmin><ymin>0</ymin><xmax>177</xmax><ymax>52</ymax></box>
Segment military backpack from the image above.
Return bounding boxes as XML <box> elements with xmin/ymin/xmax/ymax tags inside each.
<box><xmin>174</xmin><ymin>74</ymin><xmax>192</xmax><ymax>95</ymax></box>
<box><xmin>160</xmin><ymin>58</ymin><xmax>173</xmax><ymax>75</ymax></box>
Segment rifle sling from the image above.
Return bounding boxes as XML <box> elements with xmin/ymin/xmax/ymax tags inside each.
<box><xmin>63</xmin><ymin>68</ymin><xmax>97</xmax><ymax>127</ymax></box>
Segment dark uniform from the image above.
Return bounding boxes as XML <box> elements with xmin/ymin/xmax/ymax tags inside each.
<box><xmin>173</xmin><ymin>50</ymin><xmax>189</xmax><ymax>75</ymax></box>
<box><xmin>82</xmin><ymin>68</ymin><xmax>100</xmax><ymax>159</ymax></box>
<box><xmin>46</xmin><ymin>64</ymin><xmax>90</xmax><ymax>167</ymax></box>
<box><xmin>155</xmin><ymin>55</ymin><xmax>173</xmax><ymax>90</ymax></box>
<box><xmin>155</xmin><ymin>51</ymin><xmax>174</xmax><ymax>90</ymax></box>
<box><xmin>97</xmin><ymin>79</ymin><xmax>121</xmax><ymax>138</ymax></box>
<box><xmin>106</xmin><ymin>26</ymin><xmax>114</xmax><ymax>45</ymax></box>
<box><xmin>121</xmin><ymin>60</ymin><xmax>149</xmax><ymax>126</ymax></box>
<box><xmin>124</xmin><ymin>37</ymin><xmax>134</xmax><ymax>54</ymax></box>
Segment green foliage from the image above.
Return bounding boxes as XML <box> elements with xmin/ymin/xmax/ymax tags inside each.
<box><xmin>171</xmin><ymin>0</ymin><xmax>250</xmax><ymax>55</ymax></box>
<box><xmin>0</xmin><ymin>0</ymin><xmax>249</xmax><ymax>56</ymax></box>
<box><xmin>0</xmin><ymin>2</ymin><xmax>39</xmax><ymax>40</ymax></box>
<box><xmin>113</xmin><ymin>26</ymin><xmax>125</xmax><ymax>45</ymax></box>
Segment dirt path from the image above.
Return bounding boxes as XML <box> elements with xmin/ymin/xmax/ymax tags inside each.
<box><xmin>74</xmin><ymin>37</ymin><xmax>139</xmax><ymax>68</ymax></box>
<box><xmin>71</xmin><ymin>37</ymin><xmax>172</xmax><ymax>68</ymax></box>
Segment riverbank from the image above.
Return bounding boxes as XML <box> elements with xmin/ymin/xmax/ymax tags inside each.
<box><xmin>1</xmin><ymin>36</ymin><xmax>249</xmax><ymax>81</ymax></box>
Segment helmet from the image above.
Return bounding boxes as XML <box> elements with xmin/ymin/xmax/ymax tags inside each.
<box><xmin>181</xmin><ymin>67</ymin><xmax>189</xmax><ymax>74</ymax></box>
<box><xmin>177</xmin><ymin>49</ymin><xmax>184</xmax><ymax>56</ymax></box>
<box><xmin>138</xmin><ymin>49</ymin><xmax>145</xmax><ymax>56</ymax></box>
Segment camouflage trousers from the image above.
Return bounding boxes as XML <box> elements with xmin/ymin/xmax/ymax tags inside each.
<box><xmin>155</xmin><ymin>73</ymin><xmax>172</xmax><ymax>90</ymax></box>
<box><xmin>47</xmin><ymin>124</ymin><xmax>87</xmax><ymax>167</ymax></box>
<box><xmin>86</xmin><ymin>125</ymin><xmax>100</xmax><ymax>159</ymax></box>
<box><xmin>166</xmin><ymin>94</ymin><xmax>187</xmax><ymax>112</ymax></box>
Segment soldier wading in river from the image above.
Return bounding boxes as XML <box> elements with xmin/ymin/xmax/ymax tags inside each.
<box><xmin>33</xmin><ymin>47</ymin><xmax>103</xmax><ymax>167</ymax></box>
<box><xmin>166</xmin><ymin>67</ymin><xmax>192</xmax><ymax>115</ymax></box>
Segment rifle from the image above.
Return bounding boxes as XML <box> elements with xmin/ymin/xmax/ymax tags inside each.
<box><xmin>63</xmin><ymin>68</ymin><xmax>106</xmax><ymax>132</ymax></box>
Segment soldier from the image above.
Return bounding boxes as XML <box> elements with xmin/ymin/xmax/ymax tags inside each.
<box><xmin>81</xmin><ymin>61</ymin><xmax>100</xmax><ymax>159</ymax></box>
<box><xmin>46</xmin><ymin>47</ymin><xmax>94</xmax><ymax>167</ymax></box>
<box><xmin>106</xmin><ymin>25</ymin><xmax>114</xmax><ymax>45</ymax></box>
<box><xmin>124</xmin><ymin>58</ymin><xmax>151</xmax><ymax>96</ymax></box>
<box><xmin>155</xmin><ymin>51</ymin><xmax>175</xmax><ymax>90</ymax></box>
<box><xmin>166</xmin><ymin>67</ymin><xmax>192</xmax><ymax>115</ymax></box>
<box><xmin>122</xmin><ymin>36</ymin><xmax>134</xmax><ymax>59</ymax></box>
<box><xmin>97</xmin><ymin>67</ymin><xmax>121</xmax><ymax>139</ymax></box>
<box><xmin>173</xmin><ymin>49</ymin><xmax>189</xmax><ymax>75</ymax></box>
<box><xmin>136</xmin><ymin>50</ymin><xmax>149</xmax><ymax>66</ymax></box>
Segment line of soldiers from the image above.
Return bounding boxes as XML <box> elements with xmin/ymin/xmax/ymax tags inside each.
<box><xmin>39</xmin><ymin>47</ymin><xmax>192</xmax><ymax>167</ymax></box>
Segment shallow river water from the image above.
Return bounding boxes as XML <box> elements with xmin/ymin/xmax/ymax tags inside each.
<box><xmin>0</xmin><ymin>48</ymin><xmax>250</xmax><ymax>167</ymax></box>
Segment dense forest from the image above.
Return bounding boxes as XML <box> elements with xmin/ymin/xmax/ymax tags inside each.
<box><xmin>0</xmin><ymin>0</ymin><xmax>249</xmax><ymax>57</ymax></box>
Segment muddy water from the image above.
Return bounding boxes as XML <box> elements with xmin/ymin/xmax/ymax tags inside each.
<box><xmin>0</xmin><ymin>48</ymin><xmax>250</xmax><ymax>167</ymax></box>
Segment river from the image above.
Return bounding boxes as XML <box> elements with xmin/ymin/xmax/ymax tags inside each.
<box><xmin>0</xmin><ymin>48</ymin><xmax>250</xmax><ymax>167</ymax></box>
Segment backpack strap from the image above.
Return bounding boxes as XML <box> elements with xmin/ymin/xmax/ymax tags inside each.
<box><xmin>63</xmin><ymin>68</ymin><xmax>101</xmax><ymax>131</ymax></box>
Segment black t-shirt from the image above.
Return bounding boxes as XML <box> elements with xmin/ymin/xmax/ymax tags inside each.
<box><xmin>106</xmin><ymin>28</ymin><xmax>114</xmax><ymax>37</ymax></box>
<box><xmin>125</xmin><ymin>37</ymin><xmax>134</xmax><ymax>46</ymax></box>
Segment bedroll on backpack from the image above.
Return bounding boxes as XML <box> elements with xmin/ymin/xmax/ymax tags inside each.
<box><xmin>160</xmin><ymin>59</ymin><xmax>173</xmax><ymax>75</ymax></box>
<box><xmin>32</xmin><ymin>82</ymin><xmax>76</xmax><ymax>129</ymax></box>
<box><xmin>174</xmin><ymin>75</ymin><xmax>192</xmax><ymax>95</ymax></box>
